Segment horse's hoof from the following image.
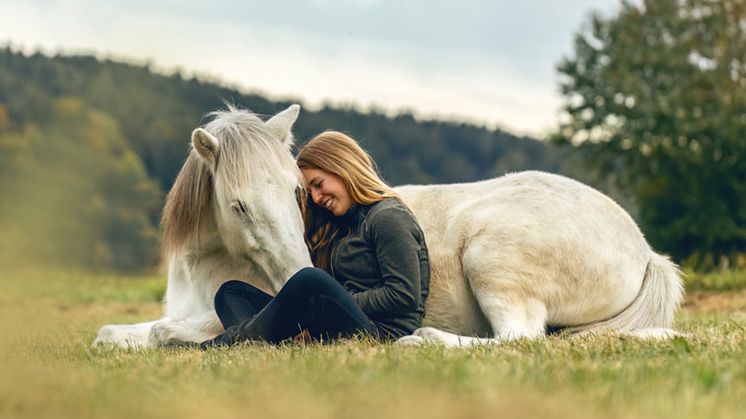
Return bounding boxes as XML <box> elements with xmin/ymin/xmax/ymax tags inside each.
<box><xmin>92</xmin><ymin>325</ymin><xmax>146</xmax><ymax>350</ymax></box>
<box><xmin>411</xmin><ymin>327</ymin><xmax>465</xmax><ymax>346</ymax></box>
<box><xmin>395</xmin><ymin>335</ymin><xmax>424</xmax><ymax>346</ymax></box>
<box><xmin>92</xmin><ymin>325</ymin><xmax>119</xmax><ymax>348</ymax></box>
<box><xmin>95</xmin><ymin>325</ymin><xmax>115</xmax><ymax>339</ymax></box>
<box><xmin>148</xmin><ymin>322</ymin><xmax>171</xmax><ymax>346</ymax></box>
<box><xmin>413</xmin><ymin>327</ymin><xmax>444</xmax><ymax>340</ymax></box>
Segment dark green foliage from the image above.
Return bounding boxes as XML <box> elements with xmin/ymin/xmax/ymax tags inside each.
<box><xmin>555</xmin><ymin>0</ymin><xmax>746</xmax><ymax>268</ymax></box>
<box><xmin>0</xmin><ymin>47</ymin><xmax>564</xmax><ymax>271</ymax></box>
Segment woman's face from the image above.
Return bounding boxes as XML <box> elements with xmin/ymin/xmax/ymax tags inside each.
<box><xmin>301</xmin><ymin>168</ymin><xmax>354</xmax><ymax>216</ymax></box>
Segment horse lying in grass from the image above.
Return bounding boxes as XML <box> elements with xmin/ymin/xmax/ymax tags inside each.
<box><xmin>93</xmin><ymin>105</ymin><xmax>683</xmax><ymax>349</ymax></box>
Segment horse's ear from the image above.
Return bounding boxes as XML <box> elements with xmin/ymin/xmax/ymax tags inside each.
<box><xmin>265</xmin><ymin>104</ymin><xmax>300</xmax><ymax>148</ymax></box>
<box><xmin>191</xmin><ymin>128</ymin><xmax>219</xmax><ymax>165</ymax></box>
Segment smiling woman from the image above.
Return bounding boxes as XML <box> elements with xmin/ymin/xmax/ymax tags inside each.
<box><xmin>297</xmin><ymin>130</ymin><xmax>401</xmax><ymax>266</ymax></box>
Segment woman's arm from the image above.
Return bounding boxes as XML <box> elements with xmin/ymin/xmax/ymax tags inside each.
<box><xmin>349</xmin><ymin>207</ymin><xmax>423</xmax><ymax>316</ymax></box>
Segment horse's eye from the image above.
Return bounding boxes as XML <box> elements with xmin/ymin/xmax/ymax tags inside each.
<box><xmin>230</xmin><ymin>200</ymin><xmax>249</xmax><ymax>216</ymax></box>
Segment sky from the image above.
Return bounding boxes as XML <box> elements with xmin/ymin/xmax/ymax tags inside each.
<box><xmin>0</xmin><ymin>0</ymin><xmax>631</xmax><ymax>138</ymax></box>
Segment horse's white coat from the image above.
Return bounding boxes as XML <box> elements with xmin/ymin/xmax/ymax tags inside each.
<box><xmin>93</xmin><ymin>107</ymin><xmax>683</xmax><ymax>349</ymax></box>
<box><xmin>394</xmin><ymin>173</ymin><xmax>683</xmax><ymax>347</ymax></box>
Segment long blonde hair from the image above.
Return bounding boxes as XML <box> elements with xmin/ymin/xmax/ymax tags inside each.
<box><xmin>297</xmin><ymin>131</ymin><xmax>397</xmax><ymax>271</ymax></box>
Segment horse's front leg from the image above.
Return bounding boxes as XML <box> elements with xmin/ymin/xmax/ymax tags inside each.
<box><xmin>93</xmin><ymin>320</ymin><xmax>159</xmax><ymax>349</ymax></box>
<box><xmin>147</xmin><ymin>310</ymin><xmax>223</xmax><ymax>347</ymax></box>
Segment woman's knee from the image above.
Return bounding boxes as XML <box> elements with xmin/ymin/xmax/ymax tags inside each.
<box><xmin>215</xmin><ymin>280</ymin><xmax>250</xmax><ymax>302</ymax></box>
<box><xmin>284</xmin><ymin>267</ymin><xmax>337</xmax><ymax>294</ymax></box>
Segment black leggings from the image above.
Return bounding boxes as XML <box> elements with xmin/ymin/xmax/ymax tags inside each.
<box><xmin>213</xmin><ymin>267</ymin><xmax>379</xmax><ymax>344</ymax></box>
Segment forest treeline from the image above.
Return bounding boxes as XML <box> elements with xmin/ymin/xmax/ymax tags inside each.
<box><xmin>0</xmin><ymin>47</ymin><xmax>566</xmax><ymax>271</ymax></box>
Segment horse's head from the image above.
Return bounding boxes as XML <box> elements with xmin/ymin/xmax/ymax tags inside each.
<box><xmin>165</xmin><ymin>104</ymin><xmax>312</xmax><ymax>288</ymax></box>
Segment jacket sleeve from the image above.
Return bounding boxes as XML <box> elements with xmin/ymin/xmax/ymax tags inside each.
<box><xmin>349</xmin><ymin>207</ymin><xmax>422</xmax><ymax>316</ymax></box>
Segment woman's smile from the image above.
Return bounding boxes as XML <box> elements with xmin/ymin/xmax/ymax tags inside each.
<box><xmin>301</xmin><ymin>167</ymin><xmax>353</xmax><ymax>216</ymax></box>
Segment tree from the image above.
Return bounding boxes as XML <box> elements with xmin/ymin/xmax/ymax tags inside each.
<box><xmin>555</xmin><ymin>0</ymin><xmax>746</xmax><ymax>268</ymax></box>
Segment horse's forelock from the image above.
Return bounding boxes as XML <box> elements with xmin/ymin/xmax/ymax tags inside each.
<box><xmin>208</xmin><ymin>108</ymin><xmax>302</xmax><ymax>199</ymax></box>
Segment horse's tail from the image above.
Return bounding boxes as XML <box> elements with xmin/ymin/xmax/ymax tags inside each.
<box><xmin>568</xmin><ymin>253</ymin><xmax>684</xmax><ymax>334</ymax></box>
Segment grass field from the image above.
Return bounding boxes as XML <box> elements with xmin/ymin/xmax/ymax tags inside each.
<box><xmin>1</xmin><ymin>270</ymin><xmax>745</xmax><ymax>419</ymax></box>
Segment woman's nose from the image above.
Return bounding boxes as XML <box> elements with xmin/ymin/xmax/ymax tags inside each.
<box><xmin>311</xmin><ymin>189</ymin><xmax>323</xmax><ymax>205</ymax></box>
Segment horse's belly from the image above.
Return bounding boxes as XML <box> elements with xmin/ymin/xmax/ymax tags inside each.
<box><xmin>423</xmin><ymin>293</ymin><xmax>492</xmax><ymax>337</ymax></box>
<box><xmin>421</xmin><ymin>250</ymin><xmax>492</xmax><ymax>336</ymax></box>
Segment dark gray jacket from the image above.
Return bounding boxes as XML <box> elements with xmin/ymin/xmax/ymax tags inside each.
<box><xmin>329</xmin><ymin>197</ymin><xmax>430</xmax><ymax>339</ymax></box>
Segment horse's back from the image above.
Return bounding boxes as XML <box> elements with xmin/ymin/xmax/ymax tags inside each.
<box><xmin>397</xmin><ymin>171</ymin><xmax>646</xmax><ymax>247</ymax></box>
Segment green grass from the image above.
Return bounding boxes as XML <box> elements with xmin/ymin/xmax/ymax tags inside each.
<box><xmin>683</xmin><ymin>268</ymin><xmax>746</xmax><ymax>292</ymax></box>
<box><xmin>1</xmin><ymin>270</ymin><xmax>745</xmax><ymax>419</ymax></box>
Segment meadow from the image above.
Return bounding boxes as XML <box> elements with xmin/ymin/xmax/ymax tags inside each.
<box><xmin>1</xmin><ymin>270</ymin><xmax>744</xmax><ymax>419</ymax></box>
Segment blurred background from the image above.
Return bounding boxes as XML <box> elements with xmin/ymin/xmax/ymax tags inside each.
<box><xmin>0</xmin><ymin>0</ymin><xmax>743</xmax><ymax>273</ymax></box>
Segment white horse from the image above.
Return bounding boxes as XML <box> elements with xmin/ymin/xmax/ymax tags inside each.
<box><xmin>94</xmin><ymin>105</ymin><xmax>312</xmax><ymax>348</ymax></box>
<box><xmin>94</xmin><ymin>105</ymin><xmax>683</xmax><ymax>349</ymax></box>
